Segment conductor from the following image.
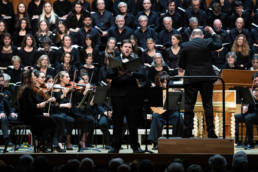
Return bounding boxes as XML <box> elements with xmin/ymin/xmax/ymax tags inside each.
<box><xmin>179</xmin><ymin>27</ymin><xmax>222</xmax><ymax>138</ymax></box>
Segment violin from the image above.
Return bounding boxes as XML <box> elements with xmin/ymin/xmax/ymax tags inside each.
<box><xmin>32</xmin><ymin>86</ymin><xmax>59</xmax><ymax>106</ymax></box>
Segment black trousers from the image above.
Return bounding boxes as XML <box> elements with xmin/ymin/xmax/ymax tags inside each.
<box><xmin>184</xmin><ymin>82</ymin><xmax>215</xmax><ymax>135</ymax></box>
<box><xmin>111</xmin><ymin>95</ymin><xmax>141</xmax><ymax>150</ymax></box>
<box><xmin>245</xmin><ymin>113</ymin><xmax>258</xmax><ymax>144</ymax></box>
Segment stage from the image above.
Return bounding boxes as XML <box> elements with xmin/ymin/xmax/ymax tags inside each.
<box><xmin>1</xmin><ymin>144</ymin><xmax>258</xmax><ymax>171</ymax></box>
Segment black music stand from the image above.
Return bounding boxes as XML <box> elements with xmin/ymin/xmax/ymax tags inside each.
<box><xmin>142</xmin><ymin>87</ymin><xmax>163</xmax><ymax>153</ymax></box>
<box><xmin>165</xmin><ymin>91</ymin><xmax>183</xmax><ymax>138</ymax></box>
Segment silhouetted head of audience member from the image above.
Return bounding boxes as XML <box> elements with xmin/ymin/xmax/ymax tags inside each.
<box><xmin>61</xmin><ymin>159</ymin><xmax>80</xmax><ymax>172</ymax></box>
<box><xmin>79</xmin><ymin>157</ymin><xmax>95</xmax><ymax>172</ymax></box>
<box><xmin>117</xmin><ymin>163</ymin><xmax>131</xmax><ymax>172</ymax></box>
<box><xmin>139</xmin><ymin>159</ymin><xmax>154</xmax><ymax>172</ymax></box>
<box><xmin>232</xmin><ymin>151</ymin><xmax>248</xmax><ymax>172</ymax></box>
<box><xmin>16</xmin><ymin>154</ymin><xmax>34</xmax><ymax>172</ymax></box>
<box><xmin>166</xmin><ymin>162</ymin><xmax>184</xmax><ymax>172</ymax></box>
<box><xmin>208</xmin><ymin>154</ymin><xmax>227</xmax><ymax>172</ymax></box>
<box><xmin>187</xmin><ymin>164</ymin><xmax>203</xmax><ymax>172</ymax></box>
<box><xmin>32</xmin><ymin>155</ymin><xmax>51</xmax><ymax>172</ymax></box>
<box><xmin>108</xmin><ymin>158</ymin><xmax>124</xmax><ymax>172</ymax></box>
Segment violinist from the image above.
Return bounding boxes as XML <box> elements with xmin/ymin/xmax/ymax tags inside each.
<box><xmin>107</xmin><ymin>39</ymin><xmax>145</xmax><ymax>153</ymax></box>
<box><xmin>51</xmin><ymin>71</ymin><xmax>75</xmax><ymax>150</ymax></box>
<box><xmin>234</xmin><ymin>73</ymin><xmax>258</xmax><ymax>150</ymax></box>
<box><xmin>72</xmin><ymin>72</ymin><xmax>95</xmax><ymax>150</ymax></box>
<box><xmin>17</xmin><ymin>69</ymin><xmax>56</xmax><ymax>152</ymax></box>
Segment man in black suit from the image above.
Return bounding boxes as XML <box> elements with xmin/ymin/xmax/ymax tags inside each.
<box><xmin>179</xmin><ymin>27</ymin><xmax>222</xmax><ymax>138</ymax></box>
<box><xmin>107</xmin><ymin>40</ymin><xmax>145</xmax><ymax>153</ymax></box>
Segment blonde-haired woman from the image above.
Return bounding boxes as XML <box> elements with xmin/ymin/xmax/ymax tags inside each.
<box><xmin>231</xmin><ymin>34</ymin><xmax>253</xmax><ymax>70</ymax></box>
<box><xmin>39</xmin><ymin>2</ymin><xmax>58</xmax><ymax>31</ymax></box>
<box><xmin>35</xmin><ymin>54</ymin><xmax>56</xmax><ymax>77</ymax></box>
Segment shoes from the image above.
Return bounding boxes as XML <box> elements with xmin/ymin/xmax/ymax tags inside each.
<box><xmin>152</xmin><ymin>142</ymin><xmax>158</xmax><ymax>150</ymax></box>
<box><xmin>133</xmin><ymin>147</ymin><xmax>144</xmax><ymax>153</ymax></box>
<box><xmin>7</xmin><ymin>142</ymin><xmax>14</xmax><ymax>146</ymax></box>
<box><xmin>55</xmin><ymin>146</ymin><xmax>66</xmax><ymax>152</ymax></box>
<box><xmin>208</xmin><ymin>131</ymin><xmax>218</xmax><ymax>138</ymax></box>
<box><xmin>183</xmin><ymin>129</ymin><xmax>193</xmax><ymax>138</ymax></box>
<box><xmin>108</xmin><ymin>147</ymin><xmax>120</xmax><ymax>153</ymax></box>
<box><xmin>245</xmin><ymin>144</ymin><xmax>255</xmax><ymax>150</ymax></box>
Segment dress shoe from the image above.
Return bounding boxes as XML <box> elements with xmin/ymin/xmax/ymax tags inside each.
<box><xmin>245</xmin><ymin>144</ymin><xmax>255</xmax><ymax>150</ymax></box>
<box><xmin>208</xmin><ymin>132</ymin><xmax>218</xmax><ymax>138</ymax></box>
<box><xmin>104</xmin><ymin>145</ymin><xmax>112</xmax><ymax>150</ymax></box>
<box><xmin>133</xmin><ymin>147</ymin><xmax>144</xmax><ymax>153</ymax></box>
<box><xmin>108</xmin><ymin>147</ymin><xmax>120</xmax><ymax>153</ymax></box>
<box><xmin>152</xmin><ymin>142</ymin><xmax>158</xmax><ymax>150</ymax></box>
<box><xmin>55</xmin><ymin>146</ymin><xmax>66</xmax><ymax>152</ymax></box>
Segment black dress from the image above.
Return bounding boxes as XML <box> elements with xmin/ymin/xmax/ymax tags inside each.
<box><xmin>164</xmin><ymin>47</ymin><xmax>182</xmax><ymax>69</ymax></box>
<box><xmin>18</xmin><ymin>48</ymin><xmax>38</xmax><ymax>67</ymax></box>
<box><xmin>0</xmin><ymin>46</ymin><xmax>17</xmax><ymax>67</ymax></box>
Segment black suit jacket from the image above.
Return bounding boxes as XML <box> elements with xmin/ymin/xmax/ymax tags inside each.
<box><xmin>179</xmin><ymin>34</ymin><xmax>222</xmax><ymax>84</ymax></box>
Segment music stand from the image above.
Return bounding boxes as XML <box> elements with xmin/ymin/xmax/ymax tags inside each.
<box><xmin>79</xmin><ymin>86</ymin><xmax>109</xmax><ymax>152</ymax></box>
<box><xmin>142</xmin><ymin>87</ymin><xmax>163</xmax><ymax>153</ymax></box>
<box><xmin>165</xmin><ymin>90</ymin><xmax>183</xmax><ymax>138</ymax></box>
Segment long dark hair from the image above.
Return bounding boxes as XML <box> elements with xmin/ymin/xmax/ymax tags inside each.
<box><xmin>17</xmin><ymin>70</ymin><xmax>33</xmax><ymax>100</ymax></box>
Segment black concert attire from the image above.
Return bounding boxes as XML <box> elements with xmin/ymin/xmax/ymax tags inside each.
<box><xmin>136</xmin><ymin>11</ymin><xmax>160</xmax><ymax>31</ymax></box>
<box><xmin>158</xmin><ymin>0</ymin><xmax>183</xmax><ymax>13</ymax></box>
<box><xmin>57</xmin><ymin>47</ymin><xmax>80</xmax><ymax>68</ymax></box>
<box><xmin>55</xmin><ymin>63</ymin><xmax>78</xmax><ymax>81</ymax></box>
<box><xmin>227</xmin><ymin>11</ymin><xmax>251</xmax><ymax>29</ymax></box>
<box><xmin>113</xmin><ymin>0</ymin><xmax>136</xmax><ymax>15</ymax></box>
<box><xmin>28</xmin><ymin>0</ymin><xmax>44</xmax><ymax>34</ymax></box>
<box><xmin>235</xmin><ymin>99</ymin><xmax>258</xmax><ymax>147</ymax></box>
<box><xmin>92</xmin><ymin>0</ymin><xmax>114</xmax><ymax>13</ymax></box>
<box><xmin>91</xmin><ymin>10</ymin><xmax>113</xmax><ymax>32</ymax></box>
<box><xmin>36</xmin><ymin>47</ymin><xmax>59</xmax><ymax>67</ymax></box>
<box><xmin>0</xmin><ymin>0</ymin><xmax>14</xmax><ymax>33</ymax></box>
<box><xmin>34</xmin><ymin>66</ymin><xmax>56</xmax><ymax>77</ymax></box>
<box><xmin>182</xmin><ymin>0</ymin><xmax>207</xmax><ymax>11</ymax></box>
<box><xmin>134</xmin><ymin>27</ymin><xmax>158</xmax><ymax>49</ymax></box>
<box><xmin>211</xmin><ymin>46</ymin><xmax>229</xmax><ymax>69</ymax></box>
<box><xmin>207</xmin><ymin>11</ymin><xmax>227</xmax><ymax>29</ymax></box>
<box><xmin>235</xmin><ymin>51</ymin><xmax>253</xmax><ymax>70</ymax></box>
<box><xmin>158</xmin><ymin>28</ymin><xmax>180</xmax><ymax>47</ymax></box>
<box><xmin>160</xmin><ymin>10</ymin><xmax>185</xmax><ymax>30</ymax></box>
<box><xmin>18</xmin><ymin>87</ymin><xmax>56</xmax><ymax>147</ymax></box>
<box><xmin>120</xmin><ymin>13</ymin><xmax>136</xmax><ymax>29</ymax></box>
<box><xmin>53</xmin><ymin>0</ymin><xmax>72</xmax><ymax>18</ymax></box>
<box><xmin>66</xmin><ymin>12</ymin><xmax>88</xmax><ymax>30</ymax></box>
<box><xmin>148</xmin><ymin>65</ymin><xmax>170</xmax><ymax>84</ymax></box>
<box><xmin>79</xmin><ymin>46</ymin><xmax>99</xmax><ymax>64</ymax></box>
<box><xmin>108</xmin><ymin>26</ymin><xmax>133</xmax><ymax>44</ymax></box>
<box><xmin>220</xmin><ymin>62</ymin><xmax>241</xmax><ymax>71</ymax></box>
<box><xmin>185</xmin><ymin>7</ymin><xmax>208</xmax><ymax>27</ymax></box>
<box><xmin>18</xmin><ymin>47</ymin><xmax>38</xmax><ymax>67</ymax></box>
<box><xmin>51</xmin><ymin>90</ymin><xmax>75</xmax><ymax>146</ymax></box>
<box><xmin>13</xmin><ymin>30</ymin><xmax>32</xmax><ymax>47</ymax></box>
<box><xmin>71</xmin><ymin>0</ymin><xmax>90</xmax><ymax>12</ymax></box>
<box><xmin>163</xmin><ymin>47</ymin><xmax>182</xmax><ymax>72</ymax></box>
<box><xmin>182</xmin><ymin>26</ymin><xmax>204</xmax><ymax>42</ymax></box>
<box><xmin>251</xmin><ymin>27</ymin><xmax>258</xmax><ymax>53</ymax></box>
<box><xmin>107</xmin><ymin>55</ymin><xmax>145</xmax><ymax>152</ymax></box>
<box><xmin>0</xmin><ymin>46</ymin><xmax>17</xmax><ymax>67</ymax></box>
<box><xmin>35</xmin><ymin>33</ymin><xmax>55</xmax><ymax>48</ymax></box>
<box><xmin>142</xmin><ymin>50</ymin><xmax>159</xmax><ymax>65</ymax></box>
<box><xmin>75</xmin><ymin>27</ymin><xmax>101</xmax><ymax>49</ymax></box>
<box><xmin>7</xmin><ymin>66</ymin><xmax>24</xmax><ymax>84</ymax></box>
<box><xmin>179</xmin><ymin>33</ymin><xmax>222</xmax><ymax>137</ymax></box>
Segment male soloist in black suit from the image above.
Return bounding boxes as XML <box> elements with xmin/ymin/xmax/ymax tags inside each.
<box><xmin>107</xmin><ymin>40</ymin><xmax>145</xmax><ymax>153</ymax></box>
<box><xmin>179</xmin><ymin>27</ymin><xmax>222</xmax><ymax>138</ymax></box>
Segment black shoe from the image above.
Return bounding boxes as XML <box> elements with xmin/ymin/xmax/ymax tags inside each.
<box><xmin>55</xmin><ymin>146</ymin><xmax>66</xmax><ymax>152</ymax></box>
<box><xmin>104</xmin><ymin>145</ymin><xmax>112</xmax><ymax>150</ymax></box>
<box><xmin>152</xmin><ymin>142</ymin><xmax>158</xmax><ymax>150</ymax></box>
<box><xmin>208</xmin><ymin>132</ymin><xmax>218</xmax><ymax>138</ymax></box>
<box><xmin>108</xmin><ymin>147</ymin><xmax>119</xmax><ymax>153</ymax></box>
<box><xmin>245</xmin><ymin>144</ymin><xmax>255</xmax><ymax>150</ymax></box>
<box><xmin>133</xmin><ymin>147</ymin><xmax>144</xmax><ymax>153</ymax></box>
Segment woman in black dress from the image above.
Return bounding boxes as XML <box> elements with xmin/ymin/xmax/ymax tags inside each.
<box><xmin>14</xmin><ymin>2</ymin><xmax>30</xmax><ymax>28</ymax></box>
<box><xmin>17</xmin><ymin>69</ymin><xmax>56</xmax><ymax>152</ymax></box>
<box><xmin>18</xmin><ymin>34</ymin><xmax>38</xmax><ymax>69</ymax></box>
<box><xmin>164</xmin><ymin>34</ymin><xmax>182</xmax><ymax>76</ymax></box>
<box><xmin>28</xmin><ymin>0</ymin><xmax>45</xmax><ymax>34</ymax></box>
<box><xmin>0</xmin><ymin>33</ymin><xmax>17</xmax><ymax>67</ymax></box>
<box><xmin>39</xmin><ymin>2</ymin><xmax>58</xmax><ymax>32</ymax></box>
<box><xmin>13</xmin><ymin>18</ymin><xmax>31</xmax><ymax>47</ymax></box>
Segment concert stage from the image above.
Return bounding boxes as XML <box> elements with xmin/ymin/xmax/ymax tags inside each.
<box><xmin>1</xmin><ymin>144</ymin><xmax>258</xmax><ymax>171</ymax></box>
